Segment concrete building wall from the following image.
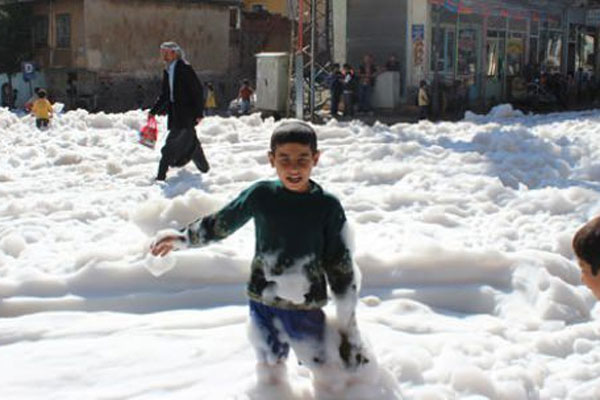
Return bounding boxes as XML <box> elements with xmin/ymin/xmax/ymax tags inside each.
<box><xmin>83</xmin><ymin>0</ymin><xmax>231</xmax><ymax>75</ymax></box>
<box><xmin>345</xmin><ymin>0</ymin><xmax>407</xmax><ymax>71</ymax></box>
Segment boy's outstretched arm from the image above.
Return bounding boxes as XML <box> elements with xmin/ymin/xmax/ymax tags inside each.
<box><xmin>150</xmin><ymin>184</ymin><xmax>257</xmax><ymax>256</ymax></box>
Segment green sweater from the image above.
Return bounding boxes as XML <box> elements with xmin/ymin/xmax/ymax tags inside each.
<box><xmin>181</xmin><ymin>180</ymin><xmax>356</xmax><ymax>310</ymax></box>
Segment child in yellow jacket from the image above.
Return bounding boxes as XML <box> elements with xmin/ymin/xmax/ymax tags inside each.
<box><xmin>204</xmin><ymin>82</ymin><xmax>217</xmax><ymax>116</ymax></box>
<box><xmin>31</xmin><ymin>89</ymin><xmax>53</xmax><ymax>129</ymax></box>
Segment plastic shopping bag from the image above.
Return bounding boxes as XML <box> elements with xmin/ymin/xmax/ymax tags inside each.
<box><xmin>139</xmin><ymin>115</ymin><xmax>158</xmax><ymax>149</ymax></box>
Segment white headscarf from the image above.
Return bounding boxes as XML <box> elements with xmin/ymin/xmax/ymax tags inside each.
<box><xmin>160</xmin><ymin>41</ymin><xmax>186</xmax><ymax>61</ymax></box>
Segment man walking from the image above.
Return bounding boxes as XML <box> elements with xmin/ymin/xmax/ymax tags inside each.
<box><xmin>149</xmin><ymin>41</ymin><xmax>209</xmax><ymax>181</ymax></box>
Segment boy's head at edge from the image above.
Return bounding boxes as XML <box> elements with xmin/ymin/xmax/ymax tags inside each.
<box><xmin>269</xmin><ymin>121</ymin><xmax>320</xmax><ymax>194</ymax></box>
<box><xmin>573</xmin><ymin>216</ymin><xmax>600</xmax><ymax>299</ymax></box>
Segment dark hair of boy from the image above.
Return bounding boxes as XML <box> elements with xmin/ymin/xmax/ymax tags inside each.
<box><xmin>270</xmin><ymin>121</ymin><xmax>318</xmax><ymax>154</ymax></box>
<box><xmin>420</xmin><ymin>80</ymin><xmax>427</xmax><ymax>87</ymax></box>
<box><xmin>243</xmin><ymin>79</ymin><xmax>249</xmax><ymax>85</ymax></box>
<box><xmin>37</xmin><ymin>89</ymin><xmax>47</xmax><ymax>98</ymax></box>
<box><xmin>573</xmin><ymin>216</ymin><xmax>600</xmax><ymax>276</ymax></box>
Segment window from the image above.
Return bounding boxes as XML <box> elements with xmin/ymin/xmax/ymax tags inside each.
<box><xmin>56</xmin><ymin>13</ymin><xmax>71</xmax><ymax>48</ymax></box>
<box><xmin>540</xmin><ymin>31</ymin><xmax>563</xmax><ymax>72</ymax></box>
<box><xmin>33</xmin><ymin>15</ymin><xmax>48</xmax><ymax>48</ymax></box>
<box><xmin>431</xmin><ymin>27</ymin><xmax>455</xmax><ymax>73</ymax></box>
<box><xmin>229</xmin><ymin>7</ymin><xmax>240</xmax><ymax>29</ymax></box>
<box><xmin>487</xmin><ymin>31</ymin><xmax>505</xmax><ymax>78</ymax></box>
<box><xmin>530</xmin><ymin>20</ymin><xmax>539</xmax><ymax>36</ymax></box>
<box><xmin>507</xmin><ymin>37</ymin><xmax>525</xmax><ymax>76</ymax></box>
<box><xmin>577</xmin><ymin>33</ymin><xmax>596</xmax><ymax>72</ymax></box>
<box><xmin>457</xmin><ymin>28</ymin><xmax>478</xmax><ymax>76</ymax></box>
<box><xmin>529</xmin><ymin>37</ymin><xmax>538</xmax><ymax>64</ymax></box>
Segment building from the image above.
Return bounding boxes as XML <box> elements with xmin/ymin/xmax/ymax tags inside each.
<box><xmin>1</xmin><ymin>0</ymin><xmax>289</xmax><ymax>112</ymax></box>
<box><xmin>334</xmin><ymin>0</ymin><xmax>600</xmax><ymax>109</ymax></box>
<box><xmin>22</xmin><ymin>0</ymin><xmax>246</xmax><ymax>111</ymax></box>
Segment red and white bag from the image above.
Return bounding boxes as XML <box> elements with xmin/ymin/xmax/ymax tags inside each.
<box><xmin>139</xmin><ymin>115</ymin><xmax>158</xmax><ymax>149</ymax></box>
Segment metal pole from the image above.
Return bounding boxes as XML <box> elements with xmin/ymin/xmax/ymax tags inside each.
<box><xmin>433</xmin><ymin>5</ymin><xmax>442</xmax><ymax>118</ymax></box>
<box><xmin>503</xmin><ymin>14</ymin><xmax>509</xmax><ymax>100</ymax></box>
<box><xmin>454</xmin><ymin>6</ymin><xmax>460</xmax><ymax>83</ymax></box>
<box><xmin>310</xmin><ymin>0</ymin><xmax>316</xmax><ymax>120</ymax></box>
<box><xmin>295</xmin><ymin>0</ymin><xmax>305</xmax><ymax>119</ymax></box>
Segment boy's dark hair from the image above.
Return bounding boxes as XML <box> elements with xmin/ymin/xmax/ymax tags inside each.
<box><xmin>420</xmin><ymin>80</ymin><xmax>427</xmax><ymax>87</ymax></box>
<box><xmin>37</xmin><ymin>89</ymin><xmax>47</xmax><ymax>98</ymax></box>
<box><xmin>573</xmin><ymin>216</ymin><xmax>600</xmax><ymax>276</ymax></box>
<box><xmin>243</xmin><ymin>79</ymin><xmax>249</xmax><ymax>85</ymax></box>
<box><xmin>270</xmin><ymin>121</ymin><xmax>318</xmax><ymax>154</ymax></box>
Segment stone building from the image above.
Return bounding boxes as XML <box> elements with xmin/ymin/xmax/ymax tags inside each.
<box><xmin>2</xmin><ymin>0</ymin><xmax>291</xmax><ymax>112</ymax></box>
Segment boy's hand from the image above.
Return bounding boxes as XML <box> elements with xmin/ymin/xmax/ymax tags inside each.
<box><xmin>150</xmin><ymin>236</ymin><xmax>178</xmax><ymax>256</ymax></box>
<box><xmin>150</xmin><ymin>229</ymin><xmax>187</xmax><ymax>256</ymax></box>
<box><xmin>339</xmin><ymin>330</ymin><xmax>369</xmax><ymax>370</ymax></box>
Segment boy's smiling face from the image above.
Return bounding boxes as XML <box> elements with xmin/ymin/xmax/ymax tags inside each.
<box><xmin>579</xmin><ymin>259</ymin><xmax>600</xmax><ymax>300</ymax></box>
<box><xmin>269</xmin><ymin>143</ymin><xmax>320</xmax><ymax>193</ymax></box>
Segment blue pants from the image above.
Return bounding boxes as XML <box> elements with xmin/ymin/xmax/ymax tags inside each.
<box><xmin>249</xmin><ymin>300</ymin><xmax>325</xmax><ymax>365</ymax></box>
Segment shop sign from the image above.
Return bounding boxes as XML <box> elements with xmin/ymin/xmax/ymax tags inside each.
<box><xmin>412</xmin><ymin>24</ymin><xmax>425</xmax><ymax>67</ymax></box>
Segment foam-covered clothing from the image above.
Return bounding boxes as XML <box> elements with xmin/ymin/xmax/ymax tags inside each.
<box><xmin>175</xmin><ymin>180</ymin><xmax>357</xmax><ymax>311</ymax></box>
<box><xmin>249</xmin><ymin>300</ymin><xmax>325</xmax><ymax>364</ymax></box>
<box><xmin>31</xmin><ymin>98</ymin><xmax>53</xmax><ymax>119</ymax></box>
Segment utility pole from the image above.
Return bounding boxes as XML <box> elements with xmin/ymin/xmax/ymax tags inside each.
<box><xmin>288</xmin><ymin>0</ymin><xmax>332</xmax><ymax>121</ymax></box>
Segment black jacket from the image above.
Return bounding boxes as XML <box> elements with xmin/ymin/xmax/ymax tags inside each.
<box><xmin>150</xmin><ymin>60</ymin><xmax>204</xmax><ymax>130</ymax></box>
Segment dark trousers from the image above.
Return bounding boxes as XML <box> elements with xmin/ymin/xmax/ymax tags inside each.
<box><xmin>419</xmin><ymin>106</ymin><xmax>429</xmax><ymax>120</ymax></box>
<box><xmin>330</xmin><ymin>91</ymin><xmax>341</xmax><ymax>116</ymax></box>
<box><xmin>358</xmin><ymin>84</ymin><xmax>372</xmax><ymax>112</ymax></box>
<box><xmin>343</xmin><ymin>91</ymin><xmax>354</xmax><ymax>116</ymax></box>
<box><xmin>157</xmin><ymin>128</ymin><xmax>209</xmax><ymax>180</ymax></box>
<box><xmin>36</xmin><ymin>118</ymin><xmax>49</xmax><ymax>129</ymax></box>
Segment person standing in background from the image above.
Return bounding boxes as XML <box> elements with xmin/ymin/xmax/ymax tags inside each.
<box><xmin>204</xmin><ymin>82</ymin><xmax>217</xmax><ymax>116</ymax></box>
<box><xmin>31</xmin><ymin>88</ymin><xmax>53</xmax><ymax>129</ymax></box>
<box><xmin>237</xmin><ymin>79</ymin><xmax>254</xmax><ymax>115</ymax></box>
<box><xmin>418</xmin><ymin>80</ymin><xmax>430</xmax><ymax>121</ymax></box>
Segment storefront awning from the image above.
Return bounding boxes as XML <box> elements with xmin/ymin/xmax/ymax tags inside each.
<box><xmin>429</xmin><ymin>0</ymin><xmax>562</xmax><ymax>22</ymax></box>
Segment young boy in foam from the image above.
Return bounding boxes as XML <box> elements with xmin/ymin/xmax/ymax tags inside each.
<box><xmin>573</xmin><ymin>216</ymin><xmax>600</xmax><ymax>300</ymax></box>
<box><xmin>150</xmin><ymin>121</ymin><xmax>368</xmax><ymax>390</ymax></box>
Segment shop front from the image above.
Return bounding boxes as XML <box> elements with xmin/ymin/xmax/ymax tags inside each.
<box><xmin>427</xmin><ymin>0</ymin><xmax>592</xmax><ymax>110</ymax></box>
